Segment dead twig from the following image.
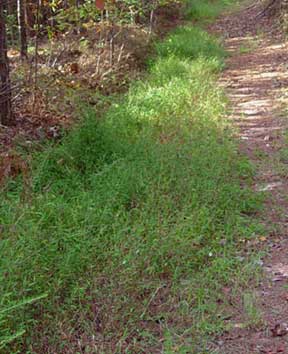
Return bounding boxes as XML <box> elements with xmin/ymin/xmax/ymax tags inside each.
<box><xmin>255</xmin><ymin>0</ymin><xmax>279</xmax><ymax>19</ymax></box>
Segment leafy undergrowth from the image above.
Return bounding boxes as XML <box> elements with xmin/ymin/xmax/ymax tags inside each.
<box><xmin>0</xmin><ymin>6</ymin><xmax>261</xmax><ymax>354</ymax></box>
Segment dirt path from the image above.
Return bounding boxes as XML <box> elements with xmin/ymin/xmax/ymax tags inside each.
<box><xmin>209</xmin><ymin>2</ymin><xmax>288</xmax><ymax>354</ymax></box>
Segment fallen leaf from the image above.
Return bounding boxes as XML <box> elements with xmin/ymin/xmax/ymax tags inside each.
<box><xmin>271</xmin><ymin>322</ymin><xmax>288</xmax><ymax>337</ymax></box>
<box><xmin>70</xmin><ymin>62</ymin><xmax>79</xmax><ymax>74</ymax></box>
<box><xmin>95</xmin><ymin>0</ymin><xmax>105</xmax><ymax>10</ymax></box>
<box><xmin>277</xmin><ymin>344</ymin><xmax>285</xmax><ymax>352</ymax></box>
<box><xmin>222</xmin><ymin>287</ymin><xmax>231</xmax><ymax>295</ymax></box>
<box><xmin>272</xmin><ymin>277</ymin><xmax>285</xmax><ymax>282</ymax></box>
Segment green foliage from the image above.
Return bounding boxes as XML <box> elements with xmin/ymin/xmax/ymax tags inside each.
<box><xmin>0</xmin><ymin>294</ymin><xmax>47</xmax><ymax>349</ymax></box>
<box><xmin>52</xmin><ymin>0</ymin><xmax>174</xmax><ymax>32</ymax></box>
<box><xmin>0</xmin><ymin>16</ymin><xmax>259</xmax><ymax>352</ymax></box>
<box><xmin>54</xmin><ymin>2</ymin><xmax>101</xmax><ymax>32</ymax></box>
<box><xmin>156</xmin><ymin>26</ymin><xmax>226</xmax><ymax>63</ymax></box>
<box><xmin>185</xmin><ymin>0</ymin><xmax>234</xmax><ymax>20</ymax></box>
<box><xmin>5</xmin><ymin>13</ymin><xmax>18</xmax><ymax>46</ymax></box>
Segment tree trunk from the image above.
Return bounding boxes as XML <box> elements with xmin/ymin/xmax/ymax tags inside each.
<box><xmin>7</xmin><ymin>0</ymin><xmax>16</xmax><ymax>46</ymax></box>
<box><xmin>0</xmin><ymin>0</ymin><xmax>12</xmax><ymax>126</ymax></box>
<box><xmin>17</xmin><ymin>0</ymin><xmax>28</xmax><ymax>59</ymax></box>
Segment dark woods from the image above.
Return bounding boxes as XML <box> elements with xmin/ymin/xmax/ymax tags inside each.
<box><xmin>0</xmin><ymin>0</ymin><xmax>12</xmax><ymax>125</ymax></box>
<box><xmin>0</xmin><ymin>0</ymin><xmax>171</xmax><ymax>127</ymax></box>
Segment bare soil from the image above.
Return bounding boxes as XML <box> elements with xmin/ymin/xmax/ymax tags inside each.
<box><xmin>209</xmin><ymin>2</ymin><xmax>288</xmax><ymax>353</ymax></box>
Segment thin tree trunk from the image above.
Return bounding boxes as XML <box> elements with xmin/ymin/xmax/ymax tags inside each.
<box><xmin>7</xmin><ymin>0</ymin><xmax>16</xmax><ymax>46</ymax></box>
<box><xmin>17</xmin><ymin>0</ymin><xmax>28</xmax><ymax>59</ymax></box>
<box><xmin>33</xmin><ymin>0</ymin><xmax>40</xmax><ymax>106</ymax></box>
<box><xmin>0</xmin><ymin>0</ymin><xmax>12</xmax><ymax>126</ymax></box>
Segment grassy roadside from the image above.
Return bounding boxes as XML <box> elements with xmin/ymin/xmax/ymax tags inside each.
<box><xmin>1</xmin><ymin>1</ymin><xmax>261</xmax><ymax>353</ymax></box>
<box><xmin>185</xmin><ymin>0</ymin><xmax>236</xmax><ymax>22</ymax></box>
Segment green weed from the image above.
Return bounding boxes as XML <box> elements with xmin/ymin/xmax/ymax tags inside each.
<box><xmin>243</xmin><ymin>292</ymin><xmax>263</xmax><ymax>328</ymax></box>
<box><xmin>156</xmin><ymin>26</ymin><xmax>226</xmax><ymax>63</ymax></box>
<box><xmin>238</xmin><ymin>37</ymin><xmax>260</xmax><ymax>55</ymax></box>
<box><xmin>185</xmin><ymin>0</ymin><xmax>234</xmax><ymax>21</ymax></box>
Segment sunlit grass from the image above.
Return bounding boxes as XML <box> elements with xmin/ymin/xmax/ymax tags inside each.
<box><xmin>185</xmin><ymin>0</ymin><xmax>235</xmax><ymax>21</ymax></box>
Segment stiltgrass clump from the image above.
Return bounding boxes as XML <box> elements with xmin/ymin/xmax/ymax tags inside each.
<box><xmin>185</xmin><ymin>0</ymin><xmax>234</xmax><ymax>21</ymax></box>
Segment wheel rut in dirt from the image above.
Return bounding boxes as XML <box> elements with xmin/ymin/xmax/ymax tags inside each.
<box><xmin>209</xmin><ymin>2</ymin><xmax>288</xmax><ymax>353</ymax></box>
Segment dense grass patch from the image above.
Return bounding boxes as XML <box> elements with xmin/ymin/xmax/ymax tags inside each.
<box><xmin>185</xmin><ymin>0</ymin><xmax>235</xmax><ymax>21</ymax></box>
<box><xmin>156</xmin><ymin>26</ymin><xmax>226</xmax><ymax>64</ymax></box>
<box><xmin>0</xmin><ymin>15</ymin><xmax>259</xmax><ymax>353</ymax></box>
